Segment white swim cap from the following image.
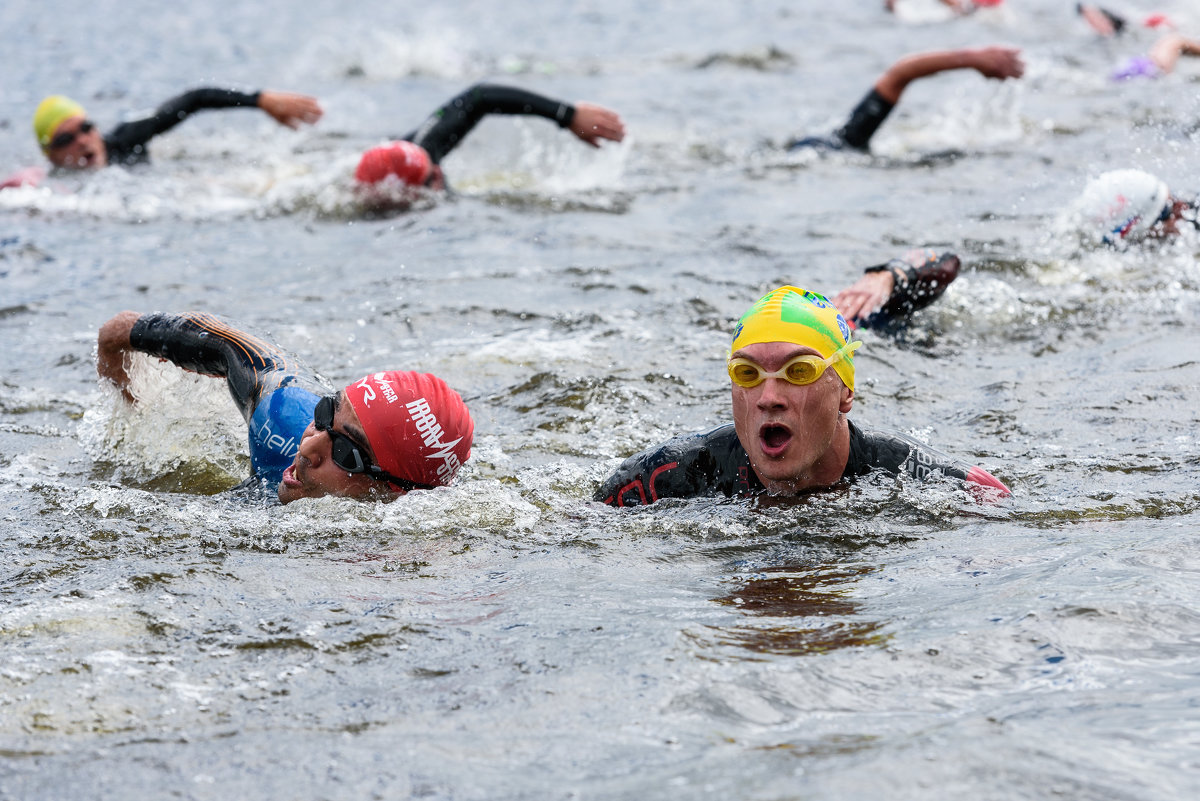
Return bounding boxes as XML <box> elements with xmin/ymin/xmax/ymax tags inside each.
<box><xmin>1069</xmin><ymin>169</ymin><xmax>1170</xmax><ymax>245</ymax></box>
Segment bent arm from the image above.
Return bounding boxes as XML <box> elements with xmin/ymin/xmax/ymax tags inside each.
<box><xmin>104</xmin><ymin>87</ymin><xmax>320</xmax><ymax>163</ymax></box>
<box><xmin>97</xmin><ymin>311</ymin><xmax>142</xmax><ymax>403</ymax></box>
<box><xmin>1149</xmin><ymin>34</ymin><xmax>1200</xmax><ymax>74</ymax></box>
<box><xmin>873</xmin><ymin>46</ymin><xmax>1025</xmax><ymax>104</ymax></box>
<box><xmin>405</xmin><ymin>83</ymin><xmax>623</xmax><ymax>163</ymax></box>
<box><xmin>833</xmin><ymin>250</ymin><xmax>960</xmax><ymax>328</ymax></box>
<box><xmin>99</xmin><ymin>310</ymin><xmax>304</xmax><ymax>422</ymax></box>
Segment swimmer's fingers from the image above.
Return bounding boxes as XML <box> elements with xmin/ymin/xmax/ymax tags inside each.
<box><xmin>833</xmin><ymin>271</ymin><xmax>894</xmax><ymax>322</ymax></box>
<box><xmin>973</xmin><ymin>47</ymin><xmax>1025</xmax><ymax>81</ymax></box>
<box><xmin>258</xmin><ymin>91</ymin><xmax>325</xmax><ymax>129</ymax></box>
<box><xmin>570</xmin><ymin>103</ymin><xmax>627</xmax><ymax>147</ymax></box>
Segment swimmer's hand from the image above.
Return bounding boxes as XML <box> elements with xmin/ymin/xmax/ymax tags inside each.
<box><xmin>258</xmin><ymin>91</ymin><xmax>324</xmax><ymax>129</ymax></box>
<box><xmin>97</xmin><ymin>311</ymin><xmax>141</xmax><ymax>403</ymax></box>
<box><xmin>0</xmin><ymin>167</ymin><xmax>45</xmax><ymax>190</ymax></box>
<box><xmin>833</xmin><ymin>271</ymin><xmax>894</xmax><ymax>323</ymax></box>
<box><xmin>569</xmin><ymin>103</ymin><xmax>626</xmax><ymax>148</ymax></box>
<box><xmin>969</xmin><ymin>46</ymin><xmax>1025</xmax><ymax>81</ymax></box>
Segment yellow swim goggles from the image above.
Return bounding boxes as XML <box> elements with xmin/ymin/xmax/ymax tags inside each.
<box><xmin>727</xmin><ymin>340</ymin><xmax>861</xmax><ymax>388</ymax></box>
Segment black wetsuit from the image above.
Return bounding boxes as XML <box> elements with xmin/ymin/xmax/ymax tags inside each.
<box><xmin>594</xmin><ymin>251</ymin><xmax>1007</xmax><ymax>507</ymax></box>
<box><xmin>595</xmin><ymin>420</ymin><xmax>1007</xmax><ymax>507</ymax></box>
<box><xmin>129</xmin><ymin>312</ymin><xmax>330</xmax><ymax>485</ymax></box>
<box><xmin>103</xmin><ymin>88</ymin><xmax>263</xmax><ymax>167</ymax></box>
<box><xmin>787</xmin><ymin>88</ymin><xmax>895</xmax><ymax>153</ymax></box>
<box><xmin>400</xmin><ymin>83</ymin><xmax>577</xmax><ymax>165</ymax></box>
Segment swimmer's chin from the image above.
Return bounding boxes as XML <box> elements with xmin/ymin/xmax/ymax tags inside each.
<box><xmin>277</xmin><ymin>463</ymin><xmax>303</xmax><ymax>504</ymax></box>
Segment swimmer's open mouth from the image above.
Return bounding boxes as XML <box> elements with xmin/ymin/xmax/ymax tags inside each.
<box><xmin>759</xmin><ymin>423</ymin><xmax>792</xmax><ymax>455</ymax></box>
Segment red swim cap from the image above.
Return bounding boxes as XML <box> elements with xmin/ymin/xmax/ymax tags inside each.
<box><xmin>343</xmin><ymin>371</ymin><xmax>474</xmax><ymax>489</ymax></box>
<box><xmin>355</xmin><ymin>141</ymin><xmax>433</xmax><ymax>186</ymax></box>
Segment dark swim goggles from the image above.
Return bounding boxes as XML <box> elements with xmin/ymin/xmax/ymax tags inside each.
<box><xmin>48</xmin><ymin>120</ymin><xmax>95</xmax><ymax>150</ymax></box>
<box><xmin>314</xmin><ymin>395</ymin><xmax>431</xmax><ymax>491</ymax></box>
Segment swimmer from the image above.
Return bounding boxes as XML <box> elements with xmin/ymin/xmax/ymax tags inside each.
<box><xmin>30</xmin><ymin>88</ymin><xmax>321</xmax><ymax>172</ymax></box>
<box><xmin>1077</xmin><ymin>4</ymin><xmax>1128</xmax><ymax>37</ymax></box>
<box><xmin>886</xmin><ymin>0</ymin><xmax>1004</xmax><ymax>18</ymax></box>
<box><xmin>352</xmin><ymin>82</ymin><xmax>625</xmax><ymax>191</ymax></box>
<box><xmin>595</xmin><ymin>271</ymin><xmax>1009</xmax><ymax>507</ymax></box>
<box><xmin>787</xmin><ymin>46</ymin><xmax>1024</xmax><ymax>153</ymax></box>
<box><xmin>1063</xmin><ymin>168</ymin><xmax>1197</xmax><ymax>247</ymax></box>
<box><xmin>1112</xmin><ymin>32</ymin><xmax>1200</xmax><ymax>80</ymax></box>
<box><xmin>96</xmin><ymin>311</ymin><xmax>473</xmax><ymax>504</ymax></box>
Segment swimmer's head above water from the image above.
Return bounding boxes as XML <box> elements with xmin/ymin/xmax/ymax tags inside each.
<box><xmin>727</xmin><ymin>287</ymin><xmax>860</xmax><ymax>493</ymax></box>
<box><xmin>277</xmin><ymin>370</ymin><xmax>474</xmax><ymax>504</ymax></box>
<box><xmin>33</xmin><ymin>95</ymin><xmax>108</xmax><ymax>169</ymax></box>
<box><xmin>1070</xmin><ymin>169</ymin><xmax>1196</xmax><ymax>246</ymax></box>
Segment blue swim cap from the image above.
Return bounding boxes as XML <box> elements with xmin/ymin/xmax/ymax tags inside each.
<box><xmin>248</xmin><ymin>387</ymin><xmax>319</xmax><ymax>486</ymax></box>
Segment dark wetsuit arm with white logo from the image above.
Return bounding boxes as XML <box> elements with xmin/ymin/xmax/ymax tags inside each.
<box><xmin>400</xmin><ymin>83</ymin><xmax>576</xmax><ymax>165</ymax></box>
<box><xmin>128</xmin><ymin>311</ymin><xmax>326</xmax><ymax>423</ymax></box>
<box><xmin>843</xmin><ymin>420</ymin><xmax>1009</xmax><ymax>493</ymax></box>
<box><xmin>104</xmin><ymin>88</ymin><xmax>262</xmax><ymax>167</ymax></box>
<box><xmin>596</xmin><ymin>420</ymin><xmax>1008</xmax><ymax>507</ymax></box>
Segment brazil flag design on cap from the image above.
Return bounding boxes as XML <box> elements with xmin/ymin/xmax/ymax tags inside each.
<box><xmin>33</xmin><ymin>95</ymin><xmax>86</xmax><ymax>153</ymax></box>
<box><xmin>730</xmin><ymin>286</ymin><xmax>858</xmax><ymax>391</ymax></box>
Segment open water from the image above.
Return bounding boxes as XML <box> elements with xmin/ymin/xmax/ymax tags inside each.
<box><xmin>2</xmin><ymin>1</ymin><xmax>1199</xmax><ymax>799</ymax></box>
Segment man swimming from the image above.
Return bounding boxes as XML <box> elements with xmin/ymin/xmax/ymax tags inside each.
<box><xmin>352</xmin><ymin>82</ymin><xmax>625</xmax><ymax>189</ymax></box>
<box><xmin>33</xmin><ymin>87</ymin><xmax>322</xmax><ymax>170</ymax></box>
<box><xmin>595</xmin><ymin>280</ymin><xmax>1008</xmax><ymax>507</ymax></box>
<box><xmin>1063</xmin><ymin>168</ymin><xmax>1197</xmax><ymax>247</ymax></box>
<box><xmin>787</xmin><ymin>46</ymin><xmax>1024</xmax><ymax>153</ymax></box>
<box><xmin>97</xmin><ymin>311</ymin><xmax>473</xmax><ymax>504</ymax></box>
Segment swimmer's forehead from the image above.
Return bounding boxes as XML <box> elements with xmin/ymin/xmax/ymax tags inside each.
<box><xmin>729</xmin><ymin>342</ymin><xmax>823</xmax><ymax>361</ymax></box>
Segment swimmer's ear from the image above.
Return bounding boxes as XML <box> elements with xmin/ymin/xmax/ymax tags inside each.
<box><xmin>840</xmin><ymin>386</ymin><xmax>854</xmax><ymax>414</ymax></box>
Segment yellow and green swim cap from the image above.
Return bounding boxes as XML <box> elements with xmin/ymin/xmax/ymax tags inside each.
<box><xmin>730</xmin><ymin>286</ymin><xmax>858</xmax><ymax>391</ymax></box>
<box><xmin>33</xmin><ymin>95</ymin><xmax>86</xmax><ymax>153</ymax></box>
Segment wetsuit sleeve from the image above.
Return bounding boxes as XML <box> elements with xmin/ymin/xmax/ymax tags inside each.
<box><xmin>857</xmin><ymin>251</ymin><xmax>961</xmax><ymax>329</ymax></box>
<box><xmin>833</xmin><ymin>88</ymin><xmax>894</xmax><ymax>152</ymax></box>
<box><xmin>402</xmin><ymin>83</ymin><xmax>576</xmax><ymax>164</ymax></box>
<box><xmin>595</xmin><ymin>425</ymin><xmax>759</xmax><ymax>507</ymax></box>
<box><xmin>129</xmin><ymin>311</ymin><xmax>303</xmax><ymax>423</ymax></box>
<box><xmin>844</xmin><ymin>422</ymin><xmax>1010</xmax><ymax>496</ymax></box>
<box><xmin>104</xmin><ymin>88</ymin><xmax>262</xmax><ymax>166</ymax></box>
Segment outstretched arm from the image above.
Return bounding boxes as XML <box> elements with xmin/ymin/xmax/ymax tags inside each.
<box><xmin>873</xmin><ymin>46</ymin><xmax>1025</xmax><ymax>104</ymax></box>
<box><xmin>405</xmin><ymin>83</ymin><xmax>624</xmax><ymax>164</ymax></box>
<box><xmin>104</xmin><ymin>87</ymin><xmax>321</xmax><ymax>166</ymax></box>
<box><xmin>1149</xmin><ymin>33</ymin><xmax>1200</xmax><ymax>74</ymax></box>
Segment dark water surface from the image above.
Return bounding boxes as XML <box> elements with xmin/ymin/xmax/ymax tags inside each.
<box><xmin>2</xmin><ymin>1</ymin><xmax>1199</xmax><ymax>799</ymax></box>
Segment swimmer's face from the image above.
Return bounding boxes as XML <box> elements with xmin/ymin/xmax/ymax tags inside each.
<box><xmin>45</xmin><ymin>116</ymin><xmax>107</xmax><ymax>170</ymax></box>
<box><xmin>277</xmin><ymin>391</ymin><xmax>399</xmax><ymax>504</ymax></box>
<box><xmin>730</xmin><ymin>341</ymin><xmax>854</xmax><ymax>493</ymax></box>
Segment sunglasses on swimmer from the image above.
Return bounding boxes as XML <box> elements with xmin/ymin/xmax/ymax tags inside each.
<box><xmin>727</xmin><ymin>340</ymin><xmax>861</xmax><ymax>388</ymax></box>
<box><xmin>48</xmin><ymin>120</ymin><xmax>95</xmax><ymax>150</ymax></box>
<box><xmin>314</xmin><ymin>395</ymin><xmax>431</xmax><ymax>491</ymax></box>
